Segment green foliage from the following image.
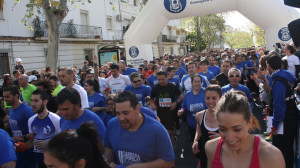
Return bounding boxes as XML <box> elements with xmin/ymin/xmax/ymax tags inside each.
<box><xmin>224</xmin><ymin>29</ymin><xmax>254</xmax><ymax>49</ymax></box>
<box><xmin>186</xmin><ymin>31</ymin><xmax>207</xmax><ymax>52</ymax></box>
<box><xmin>182</xmin><ymin>14</ymin><xmax>226</xmax><ymax>52</ymax></box>
<box><xmin>250</xmin><ymin>24</ymin><xmax>266</xmax><ymax>47</ymax></box>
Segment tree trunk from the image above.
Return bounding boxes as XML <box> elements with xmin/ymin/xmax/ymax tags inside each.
<box><xmin>157</xmin><ymin>32</ymin><xmax>163</xmax><ymax>58</ymax></box>
<box><xmin>46</xmin><ymin>19</ymin><xmax>61</xmax><ymax>73</ymax></box>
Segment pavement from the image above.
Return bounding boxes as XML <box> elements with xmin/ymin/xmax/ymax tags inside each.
<box><xmin>174</xmin><ymin>105</ymin><xmax>267</xmax><ymax>168</ymax></box>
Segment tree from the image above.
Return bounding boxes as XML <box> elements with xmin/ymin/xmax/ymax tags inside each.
<box><xmin>250</xmin><ymin>24</ymin><xmax>266</xmax><ymax>47</ymax></box>
<box><xmin>224</xmin><ymin>29</ymin><xmax>254</xmax><ymax>49</ymax></box>
<box><xmin>14</xmin><ymin>0</ymin><xmax>90</xmax><ymax>72</ymax></box>
<box><xmin>182</xmin><ymin>14</ymin><xmax>226</xmax><ymax>52</ymax></box>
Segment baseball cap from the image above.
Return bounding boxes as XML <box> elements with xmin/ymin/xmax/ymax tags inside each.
<box><xmin>28</xmin><ymin>75</ymin><xmax>37</xmax><ymax>82</ymax></box>
<box><xmin>15</xmin><ymin>58</ymin><xmax>22</xmax><ymax>62</ymax></box>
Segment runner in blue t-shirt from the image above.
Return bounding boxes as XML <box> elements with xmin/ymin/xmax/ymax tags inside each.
<box><xmin>119</xmin><ymin>60</ymin><xmax>139</xmax><ymax>77</ymax></box>
<box><xmin>208</xmin><ymin>56</ymin><xmax>220</xmax><ymax>76</ymax></box>
<box><xmin>104</xmin><ymin>91</ymin><xmax>174</xmax><ymax>167</ymax></box>
<box><xmin>85</xmin><ymin>80</ymin><xmax>107</xmax><ymax>118</ymax></box>
<box><xmin>221</xmin><ymin>68</ymin><xmax>253</xmax><ymax>108</ymax></box>
<box><xmin>3</xmin><ymin>85</ymin><xmax>36</xmax><ymax>168</ymax></box>
<box><xmin>178</xmin><ymin>74</ymin><xmax>207</xmax><ymax>141</ymax></box>
<box><xmin>57</xmin><ymin>88</ymin><xmax>106</xmax><ymax>141</ymax></box>
<box><xmin>199</xmin><ymin>59</ymin><xmax>216</xmax><ymax>82</ymax></box>
<box><xmin>124</xmin><ymin>72</ymin><xmax>151</xmax><ymax>106</ymax></box>
<box><xmin>171</xmin><ymin>59</ymin><xmax>187</xmax><ymax>81</ymax></box>
<box><xmin>147</xmin><ymin>64</ymin><xmax>160</xmax><ymax>88</ymax></box>
<box><xmin>28</xmin><ymin>89</ymin><xmax>61</xmax><ymax>167</ymax></box>
<box><xmin>0</xmin><ymin>128</ymin><xmax>17</xmax><ymax>167</ymax></box>
<box><xmin>167</xmin><ymin>66</ymin><xmax>181</xmax><ymax>90</ymax></box>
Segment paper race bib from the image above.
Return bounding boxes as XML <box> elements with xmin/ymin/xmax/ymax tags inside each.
<box><xmin>159</xmin><ymin>98</ymin><xmax>172</xmax><ymax>107</ymax></box>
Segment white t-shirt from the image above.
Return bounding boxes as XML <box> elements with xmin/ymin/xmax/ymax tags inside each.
<box><xmin>98</xmin><ymin>78</ymin><xmax>106</xmax><ymax>92</ymax></box>
<box><xmin>105</xmin><ymin>74</ymin><xmax>131</xmax><ymax>95</ymax></box>
<box><xmin>283</xmin><ymin>54</ymin><xmax>300</xmax><ymax>76</ymax></box>
<box><xmin>72</xmin><ymin>84</ymin><xmax>89</xmax><ymax>108</ymax></box>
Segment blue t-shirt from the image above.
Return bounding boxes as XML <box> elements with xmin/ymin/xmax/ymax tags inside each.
<box><xmin>104</xmin><ymin>114</ymin><xmax>174</xmax><ymax>166</ymax></box>
<box><xmin>147</xmin><ymin>74</ymin><xmax>158</xmax><ymax>88</ymax></box>
<box><xmin>87</xmin><ymin>92</ymin><xmax>107</xmax><ymax>118</ymax></box>
<box><xmin>181</xmin><ymin>74</ymin><xmax>210</xmax><ymax>92</ymax></box>
<box><xmin>9</xmin><ymin>103</ymin><xmax>34</xmax><ymax>137</ymax></box>
<box><xmin>28</xmin><ymin>113</ymin><xmax>61</xmax><ymax>153</ymax></box>
<box><xmin>175</xmin><ymin>67</ymin><xmax>187</xmax><ymax>81</ymax></box>
<box><xmin>168</xmin><ymin>78</ymin><xmax>181</xmax><ymax>90</ymax></box>
<box><xmin>0</xmin><ymin>129</ymin><xmax>17</xmax><ymax>165</ymax></box>
<box><xmin>181</xmin><ymin>89</ymin><xmax>207</xmax><ymax>128</ymax></box>
<box><xmin>60</xmin><ymin>109</ymin><xmax>106</xmax><ymax>141</ymax></box>
<box><xmin>124</xmin><ymin>85</ymin><xmax>151</xmax><ymax>106</ymax></box>
<box><xmin>140</xmin><ymin>106</ymin><xmax>157</xmax><ymax>119</ymax></box>
<box><xmin>221</xmin><ymin>84</ymin><xmax>253</xmax><ymax>108</ymax></box>
<box><xmin>123</xmin><ymin>67</ymin><xmax>139</xmax><ymax>77</ymax></box>
<box><xmin>198</xmin><ymin>71</ymin><xmax>215</xmax><ymax>82</ymax></box>
<box><xmin>102</xmin><ymin>113</ymin><xmax>115</xmax><ymax>127</ymax></box>
<box><xmin>208</xmin><ymin>65</ymin><xmax>220</xmax><ymax>76</ymax></box>
<box><xmin>236</xmin><ymin>62</ymin><xmax>245</xmax><ymax>74</ymax></box>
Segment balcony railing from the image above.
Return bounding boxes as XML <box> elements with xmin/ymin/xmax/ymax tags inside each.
<box><xmin>35</xmin><ymin>21</ymin><xmax>103</xmax><ymax>39</ymax></box>
<box><xmin>162</xmin><ymin>35</ymin><xmax>177</xmax><ymax>42</ymax></box>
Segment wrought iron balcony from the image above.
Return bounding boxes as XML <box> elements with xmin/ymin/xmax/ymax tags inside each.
<box><xmin>35</xmin><ymin>21</ymin><xmax>103</xmax><ymax>39</ymax></box>
<box><xmin>162</xmin><ymin>35</ymin><xmax>177</xmax><ymax>42</ymax></box>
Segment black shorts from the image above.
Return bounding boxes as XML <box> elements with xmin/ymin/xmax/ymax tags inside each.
<box><xmin>157</xmin><ymin>109</ymin><xmax>176</xmax><ymax>131</ymax></box>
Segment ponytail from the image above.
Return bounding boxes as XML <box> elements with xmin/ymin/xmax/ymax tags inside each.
<box><xmin>249</xmin><ymin>113</ymin><xmax>261</xmax><ymax>132</ymax></box>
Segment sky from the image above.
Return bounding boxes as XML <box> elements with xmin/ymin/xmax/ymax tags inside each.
<box><xmin>225</xmin><ymin>9</ymin><xmax>300</xmax><ymax>32</ymax></box>
<box><xmin>225</xmin><ymin>11</ymin><xmax>253</xmax><ymax>32</ymax></box>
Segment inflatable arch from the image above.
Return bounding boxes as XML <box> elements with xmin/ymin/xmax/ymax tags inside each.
<box><xmin>123</xmin><ymin>0</ymin><xmax>300</xmax><ymax>67</ymax></box>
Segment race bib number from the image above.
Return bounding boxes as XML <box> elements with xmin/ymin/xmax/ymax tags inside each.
<box><xmin>159</xmin><ymin>98</ymin><xmax>172</xmax><ymax>107</ymax></box>
<box><xmin>112</xmin><ymin>89</ymin><xmax>123</xmax><ymax>95</ymax></box>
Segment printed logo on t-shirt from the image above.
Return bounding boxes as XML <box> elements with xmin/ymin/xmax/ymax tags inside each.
<box><xmin>118</xmin><ymin>150</ymin><xmax>141</xmax><ymax>165</ymax></box>
<box><xmin>153</xmin><ymin>80</ymin><xmax>158</xmax><ymax>86</ymax></box>
<box><xmin>190</xmin><ymin>103</ymin><xmax>204</xmax><ymax>116</ymax></box>
<box><xmin>9</xmin><ymin>119</ymin><xmax>22</xmax><ymax>136</ymax></box>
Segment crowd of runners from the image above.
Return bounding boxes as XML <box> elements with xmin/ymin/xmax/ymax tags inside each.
<box><xmin>0</xmin><ymin>43</ymin><xmax>300</xmax><ymax>168</ymax></box>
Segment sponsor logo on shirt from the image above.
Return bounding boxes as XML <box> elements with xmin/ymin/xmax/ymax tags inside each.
<box><xmin>118</xmin><ymin>150</ymin><xmax>141</xmax><ymax>165</ymax></box>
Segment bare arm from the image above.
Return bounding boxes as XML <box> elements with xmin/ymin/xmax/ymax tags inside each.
<box><xmin>127</xmin><ymin>159</ymin><xmax>174</xmax><ymax>168</ymax></box>
<box><xmin>104</xmin><ymin>147</ymin><xmax>116</xmax><ymax>164</ymax></box>
<box><xmin>192</xmin><ymin>112</ymin><xmax>204</xmax><ymax>154</ymax></box>
<box><xmin>1</xmin><ymin>161</ymin><xmax>16</xmax><ymax>168</ymax></box>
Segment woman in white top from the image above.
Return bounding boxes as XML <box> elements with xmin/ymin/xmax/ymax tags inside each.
<box><xmin>283</xmin><ymin>44</ymin><xmax>300</xmax><ymax>77</ymax></box>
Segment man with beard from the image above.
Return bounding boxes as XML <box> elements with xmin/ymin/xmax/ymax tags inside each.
<box><xmin>58</xmin><ymin>67</ymin><xmax>89</xmax><ymax>109</ymax></box>
<box><xmin>3</xmin><ymin>85</ymin><xmax>36</xmax><ymax>168</ymax></box>
<box><xmin>104</xmin><ymin>91</ymin><xmax>174</xmax><ymax>167</ymax></box>
<box><xmin>57</xmin><ymin>88</ymin><xmax>106</xmax><ymax>142</ymax></box>
<box><xmin>28</xmin><ymin>89</ymin><xmax>60</xmax><ymax>168</ymax></box>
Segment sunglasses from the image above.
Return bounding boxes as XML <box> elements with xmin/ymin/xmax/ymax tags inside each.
<box><xmin>229</xmin><ymin>74</ymin><xmax>240</xmax><ymax>78</ymax></box>
<box><xmin>133</xmin><ymin>80</ymin><xmax>141</xmax><ymax>83</ymax></box>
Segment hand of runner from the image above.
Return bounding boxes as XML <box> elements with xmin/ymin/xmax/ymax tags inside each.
<box><xmin>170</xmin><ymin>102</ymin><xmax>177</xmax><ymax>111</ymax></box>
<box><xmin>177</xmin><ymin>109</ymin><xmax>184</xmax><ymax>116</ymax></box>
<box><xmin>151</xmin><ymin>104</ymin><xmax>157</xmax><ymax>110</ymax></box>
<box><xmin>192</xmin><ymin>141</ymin><xmax>200</xmax><ymax>154</ymax></box>
<box><xmin>34</xmin><ymin>140</ymin><xmax>48</xmax><ymax>151</ymax></box>
<box><xmin>208</xmin><ymin>132</ymin><xmax>220</xmax><ymax>139</ymax></box>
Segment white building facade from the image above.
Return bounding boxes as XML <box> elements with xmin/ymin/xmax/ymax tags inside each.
<box><xmin>0</xmin><ymin>0</ymin><xmax>187</xmax><ymax>78</ymax></box>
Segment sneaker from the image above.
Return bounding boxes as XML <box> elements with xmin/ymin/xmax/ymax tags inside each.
<box><xmin>265</xmin><ymin>135</ymin><xmax>273</xmax><ymax>142</ymax></box>
<box><xmin>263</xmin><ymin>132</ymin><xmax>269</xmax><ymax>136</ymax></box>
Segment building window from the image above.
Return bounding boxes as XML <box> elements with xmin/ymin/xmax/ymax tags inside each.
<box><xmin>107</xmin><ymin>17</ymin><xmax>113</xmax><ymax>30</ymax></box>
<box><xmin>134</xmin><ymin>0</ymin><xmax>138</xmax><ymax>6</ymax></box>
<box><xmin>0</xmin><ymin>51</ymin><xmax>10</xmax><ymax>78</ymax></box>
<box><xmin>0</xmin><ymin>0</ymin><xmax>4</xmax><ymax>20</ymax></box>
<box><xmin>84</xmin><ymin>49</ymin><xmax>94</xmax><ymax>65</ymax></box>
<box><xmin>170</xmin><ymin>47</ymin><xmax>174</xmax><ymax>55</ymax></box>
